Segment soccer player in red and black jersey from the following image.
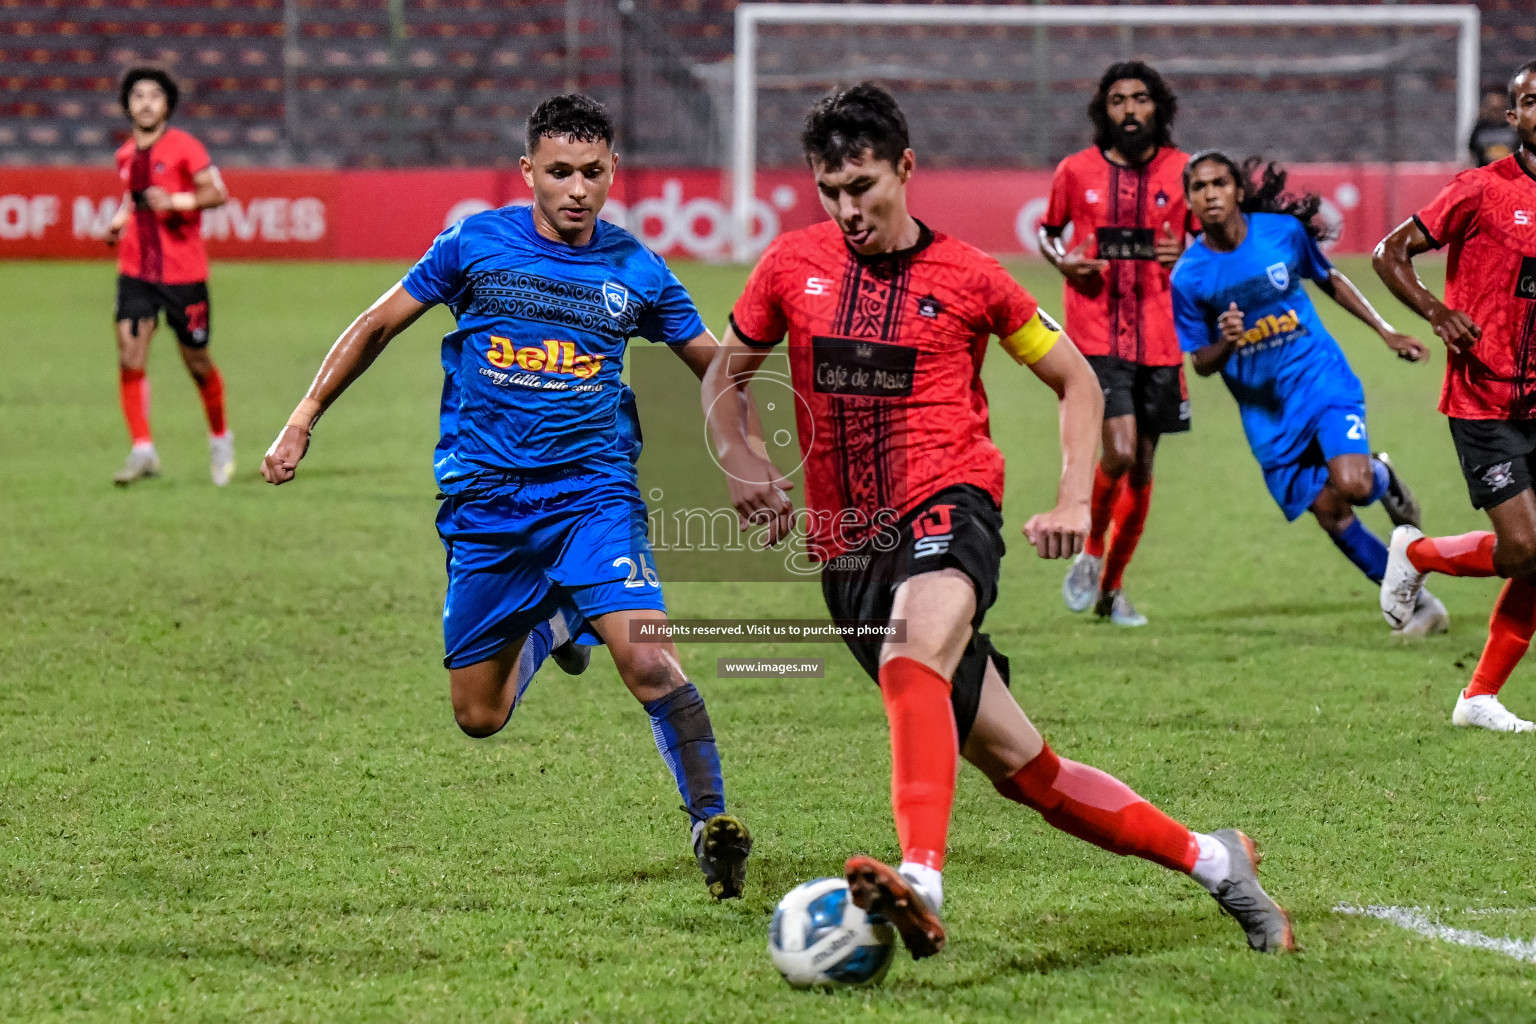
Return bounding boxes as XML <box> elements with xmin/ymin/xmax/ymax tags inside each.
<box><xmin>1039</xmin><ymin>62</ymin><xmax>1189</xmax><ymax>626</ymax></box>
<box><xmin>104</xmin><ymin>67</ymin><xmax>233</xmax><ymax>487</ymax></box>
<box><xmin>1375</xmin><ymin>60</ymin><xmax>1536</xmax><ymax>733</ymax></box>
<box><xmin>702</xmin><ymin>83</ymin><xmax>1293</xmax><ymax>959</ymax></box>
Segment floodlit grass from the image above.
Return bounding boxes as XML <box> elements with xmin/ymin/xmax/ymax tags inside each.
<box><xmin>3</xmin><ymin>256</ymin><xmax>1535</xmax><ymax>1022</ymax></box>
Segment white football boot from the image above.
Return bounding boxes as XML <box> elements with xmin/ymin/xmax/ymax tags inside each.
<box><xmin>1452</xmin><ymin>692</ymin><xmax>1536</xmax><ymax>733</ymax></box>
<box><xmin>1380</xmin><ymin>525</ymin><xmax>1427</xmax><ymax>629</ymax></box>
<box><xmin>1391</xmin><ymin>588</ymin><xmax>1449</xmax><ymax>639</ymax></box>
<box><xmin>1062</xmin><ymin>551</ymin><xmax>1101</xmax><ymax>613</ymax></box>
<box><xmin>112</xmin><ymin>443</ymin><xmax>161</xmax><ymax>486</ymax></box>
<box><xmin>209</xmin><ymin>432</ymin><xmax>235</xmax><ymax>487</ymax></box>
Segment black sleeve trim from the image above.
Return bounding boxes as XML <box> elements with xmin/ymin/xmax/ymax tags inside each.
<box><xmin>728</xmin><ymin>313</ymin><xmax>781</xmax><ymax>349</ymax></box>
<box><xmin>1412</xmin><ymin>214</ymin><xmax>1443</xmax><ymax>250</ymax></box>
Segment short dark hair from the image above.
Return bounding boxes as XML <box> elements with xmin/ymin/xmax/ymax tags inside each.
<box><xmin>1088</xmin><ymin>61</ymin><xmax>1177</xmax><ymax>151</ymax></box>
<box><xmin>1183</xmin><ymin>150</ymin><xmax>1330</xmax><ymax>241</ymax></box>
<box><xmin>119</xmin><ymin>67</ymin><xmax>179</xmax><ymax>117</ymax></box>
<box><xmin>801</xmin><ymin>82</ymin><xmax>910</xmax><ymax>171</ymax></box>
<box><xmin>524</xmin><ymin>93</ymin><xmax>614</xmax><ymax>154</ymax></box>
<box><xmin>1509</xmin><ymin>59</ymin><xmax>1536</xmax><ymax>109</ymax></box>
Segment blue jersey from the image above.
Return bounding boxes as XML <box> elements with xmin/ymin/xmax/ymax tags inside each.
<box><xmin>1171</xmin><ymin>212</ymin><xmax>1363</xmax><ymax>467</ymax></box>
<box><xmin>401</xmin><ymin>205</ymin><xmax>704</xmax><ymax>492</ymax></box>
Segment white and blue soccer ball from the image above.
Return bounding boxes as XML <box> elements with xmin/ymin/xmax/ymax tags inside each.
<box><xmin>768</xmin><ymin>877</ymin><xmax>896</xmax><ymax>988</ymax></box>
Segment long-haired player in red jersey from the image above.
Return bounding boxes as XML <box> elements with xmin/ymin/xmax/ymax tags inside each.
<box><xmin>103</xmin><ymin>67</ymin><xmax>233</xmax><ymax>487</ymax></box>
<box><xmin>1039</xmin><ymin>62</ymin><xmax>1190</xmax><ymax>627</ymax></box>
<box><xmin>701</xmin><ymin>83</ymin><xmax>1293</xmax><ymax>960</ymax></box>
<box><xmin>1375</xmin><ymin>60</ymin><xmax>1536</xmax><ymax>733</ymax></box>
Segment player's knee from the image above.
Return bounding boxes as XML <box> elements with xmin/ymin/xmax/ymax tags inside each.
<box><xmin>1332</xmin><ymin>464</ymin><xmax>1374</xmax><ymax>505</ymax></box>
<box><xmin>1100</xmin><ymin>441</ymin><xmax>1134</xmax><ymax>478</ymax></box>
<box><xmin>1495</xmin><ymin>535</ymin><xmax>1536</xmax><ymax>581</ymax></box>
<box><xmin>452</xmin><ymin>700</ymin><xmax>509</xmax><ymax>738</ymax></box>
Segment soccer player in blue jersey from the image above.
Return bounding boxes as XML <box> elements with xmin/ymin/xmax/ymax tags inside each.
<box><xmin>259</xmin><ymin>94</ymin><xmax>753</xmax><ymax>899</ymax></box>
<box><xmin>1171</xmin><ymin>152</ymin><xmax>1447</xmax><ymax>636</ymax></box>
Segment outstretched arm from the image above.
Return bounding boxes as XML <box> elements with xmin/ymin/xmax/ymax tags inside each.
<box><xmin>1315</xmin><ymin>266</ymin><xmax>1428</xmax><ymax>362</ymax></box>
<box><xmin>260</xmin><ymin>283</ymin><xmax>431</xmax><ymax>484</ymax></box>
<box><xmin>699</xmin><ymin>327</ymin><xmax>795</xmax><ymax>547</ymax></box>
<box><xmin>1373</xmin><ymin>217</ymin><xmax>1481</xmax><ymax>354</ymax></box>
<box><xmin>1018</xmin><ymin>333</ymin><xmax>1103</xmax><ymax>559</ymax></box>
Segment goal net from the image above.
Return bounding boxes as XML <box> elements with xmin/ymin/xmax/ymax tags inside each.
<box><xmin>730</xmin><ymin>3</ymin><xmax>1480</xmax><ymax>258</ymax></box>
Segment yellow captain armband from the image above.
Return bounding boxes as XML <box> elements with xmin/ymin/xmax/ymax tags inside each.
<box><xmin>999</xmin><ymin>309</ymin><xmax>1062</xmax><ymax>365</ymax></box>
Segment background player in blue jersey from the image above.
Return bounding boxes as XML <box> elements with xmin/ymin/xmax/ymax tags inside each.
<box><xmin>1171</xmin><ymin>152</ymin><xmax>1447</xmax><ymax>637</ymax></box>
<box><xmin>259</xmin><ymin>95</ymin><xmax>753</xmax><ymax>899</ymax></box>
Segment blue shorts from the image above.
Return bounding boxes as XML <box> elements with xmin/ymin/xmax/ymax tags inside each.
<box><xmin>1261</xmin><ymin>402</ymin><xmax>1373</xmax><ymax>521</ymax></box>
<box><xmin>436</xmin><ymin>464</ymin><xmax>665</xmax><ymax>669</ymax></box>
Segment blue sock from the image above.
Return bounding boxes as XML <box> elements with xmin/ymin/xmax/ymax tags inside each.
<box><xmin>510</xmin><ymin>619</ymin><xmax>555</xmax><ymax>713</ymax></box>
<box><xmin>1331</xmin><ymin>517</ymin><xmax>1389</xmax><ymax>583</ymax></box>
<box><xmin>643</xmin><ymin>683</ymin><xmax>726</xmax><ymax>826</ymax></box>
<box><xmin>1365</xmin><ymin>458</ymin><xmax>1390</xmax><ymax>506</ymax></box>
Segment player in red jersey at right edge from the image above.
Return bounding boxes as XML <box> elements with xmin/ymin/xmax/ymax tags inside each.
<box><xmin>104</xmin><ymin>68</ymin><xmax>233</xmax><ymax>487</ymax></box>
<box><xmin>1374</xmin><ymin>60</ymin><xmax>1536</xmax><ymax>733</ymax></box>
<box><xmin>702</xmin><ymin>83</ymin><xmax>1293</xmax><ymax>959</ymax></box>
<box><xmin>1039</xmin><ymin>63</ymin><xmax>1191</xmax><ymax>626</ymax></box>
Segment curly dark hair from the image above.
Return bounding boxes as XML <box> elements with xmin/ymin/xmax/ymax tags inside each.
<box><xmin>1183</xmin><ymin>150</ymin><xmax>1330</xmax><ymax>241</ymax></box>
<box><xmin>1088</xmin><ymin>61</ymin><xmax>1176</xmax><ymax>152</ymax></box>
<box><xmin>525</xmin><ymin>93</ymin><xmax>615</xmax><ymax>153</ymax></box>
<box><xmin>801</xmin><ymin>81</ymin><xmax>910</xmax><ymax>170</ymax></box>
<box><xmin>119</xmin><ymin>67</ymin><xmax>179</xmax><ymax>117</ymax></box>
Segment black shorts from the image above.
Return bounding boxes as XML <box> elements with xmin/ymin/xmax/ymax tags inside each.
<box><xmin>115</xmin><ymin>275</ymin><xmax>211</xmax><ymax>349</ymax></box>
<box><xmin>820</xmin><ymin>484</ymin><xmax>1010</xmax><ymax>744</ymax></box>
<box><xmin>1449</xmin><ymin>417</ymin><xmax>1536</xmax><ymax>509</ymax></box>
<box><xmin>1086</xmin><ymin>355</ymin><xmax>1190</xmax><ymax>435</ymax></box>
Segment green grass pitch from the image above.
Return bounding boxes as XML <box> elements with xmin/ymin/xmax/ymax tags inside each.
<box><xmin>4</xmin><ymin>255</ymin><xmax>1536</xmax><ymax>1022</ymax></box>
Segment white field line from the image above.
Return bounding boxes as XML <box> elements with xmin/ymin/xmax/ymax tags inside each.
<box><xmin>1334</xmin><ymin>904</ymin><xmax>1536</xmax><ymax>963</ymax></box>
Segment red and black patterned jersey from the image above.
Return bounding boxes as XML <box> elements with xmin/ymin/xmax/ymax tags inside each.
<box><xmin>1043</xmin><ymin>145</ymin><xmax>1189</xmax><ymax>366</ymax></box>
<box><xmin>730</xmin><ymin>219</ymin><xmax>1047</xmax><ymax>561</ymax></box>
<box><xmin>1414</xmin><ymin>154</ymin><xmax>1536</xmax><ymax>419</ymax></box>
<box><xmin>113</xmin><ymin>127</ymin><xmax>213</xmax><ymax>285</ymax></box>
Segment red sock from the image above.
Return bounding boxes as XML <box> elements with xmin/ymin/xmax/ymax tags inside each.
<box><xmin>1466</xmin><ymin>579</ymin><xmax>1536</xmax><ymax>698</ymax></box>
<box><xmin>1101</xmin><ymin>478</ymin><xmax>1153</xmax><ymax>592</ymax></box>
<box><xmin>118</xmin><ymin>367</ymin><xmax>152</xmax><ymax>445</ymax></box>
<box><xmin>878</xmin><ymin>656</ymin><xmax>957</xmax><ymax>871</ymax></box>
<box><xmin>993</xmin><ymin>742</ymin><xmax>1197</xmax><ymax>873</ymax></box>
<box><xmin>1085</xmin><ymin>464</ymin><xmax>1122</xmax><ymax>559</ymax></box>
<box><xmin>1407</xmin><ymin>532</ymin><xmax>1497</xmax><ymax>577</ymax></box>
<box><xmin>196</xmin><ymin>366</ymin><xmax>227</xmax><ymax>437</ymax></box>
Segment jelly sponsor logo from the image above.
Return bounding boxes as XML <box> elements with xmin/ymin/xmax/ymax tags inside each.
<box><xmin>1239</xmin><ymin>309</ymin><xmax>1301</xmax><ymax>347</ymax></box>
<box><xmin>485</xmin><ymin>336</ymin><xmax>605</xmax><ymax>379</ymax></box>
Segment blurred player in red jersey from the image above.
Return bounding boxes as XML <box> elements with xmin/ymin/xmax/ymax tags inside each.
<box><xmin>1039</xmin><ymin>62</ymin><xmax>1189</xmax><ymax>626</ymax></box>
<box><xmin>103</xmin><ymin>67</ymin><xmax>232</xmax><ymax>487</ymax></box>
<box><xmin>1375</xmin><ymin>60</ymin><xmax>1536</xmax><ymax>732</ymax></box>
<box><xmin>701</xmin><ymin>83</ymin><xmax>1292</xmax><ymax>960</ymax></box>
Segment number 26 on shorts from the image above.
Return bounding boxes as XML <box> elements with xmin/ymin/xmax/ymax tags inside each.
<box><xmin>613</xmin><ymin>554</ymin><xmax>660</xmax><ymax>589</ymax></box>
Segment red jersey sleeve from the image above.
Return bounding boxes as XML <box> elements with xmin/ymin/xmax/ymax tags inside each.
<box><xmin>982</xmin><ymin>259</ymin><xmax>1040</xmax><ymax>339</ymax></box>
<box><xmin>1414</xmin><ymin>171</ymin><xmax>1481</xmax><ymax>249</ymax></box>
<box><xmin>729</xmin><ymin>239</ymin><xmax>788</xmax><ymax>348</ymax></box>
<box><xmin>1043</xmin><ymin>157</ymin><xmax>1074</xmax><ymax>232</ymax></box>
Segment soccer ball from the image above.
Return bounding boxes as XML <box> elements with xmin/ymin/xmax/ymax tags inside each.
<box><xmin>768</xmin><ymin>877</ymin><xmax>896</xmax><ymax>988</ymax></box>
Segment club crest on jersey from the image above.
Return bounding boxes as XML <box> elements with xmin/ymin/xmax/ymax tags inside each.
<box><xmin>1483</xmin><ymin>461</ymin><xmax>1516</xmax><ymax>492</ymax></box>
<box><xmin>601</xmin><ymin>281</ymin><xmax>629</xmax><ymax>318</ymax></box>
<box><xmin>1085</xmin><ymin>189</ymin><xmax>1100</xmax><ymax>204</ymax></box>
<box><xmin>1155</xmin><ymin>189</ymin><xmax>1169</xmax><ymax>208</ymax></box>
<box><xmin>1266</xmin><ymin>262</ymin><xmax>1289</xmax><ymax>291</ymax></box>
<box><xmin>916</xmin><ymin>294</ymin><xmax>942</xmax><ymax>319</ymax></box>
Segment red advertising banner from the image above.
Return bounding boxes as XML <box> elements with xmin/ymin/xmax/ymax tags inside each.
<box><xmin>0</xmin><ymin>163</ymin><xmax>1460</xmax><ymax>263</ymax></box>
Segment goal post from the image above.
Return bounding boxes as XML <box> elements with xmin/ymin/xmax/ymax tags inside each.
<box><xmin>730</xmin><ymin>3</ymin><xmax>1481</xmax><ymax>261</ymax></box>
